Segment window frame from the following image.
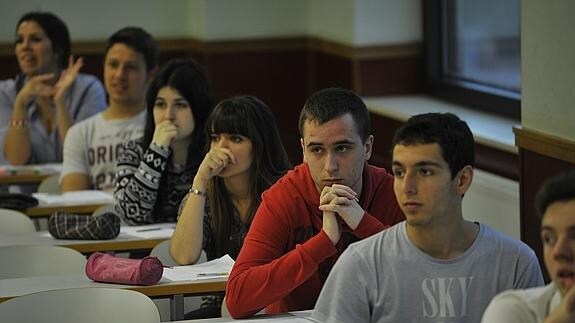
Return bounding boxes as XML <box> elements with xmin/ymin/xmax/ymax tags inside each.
<box><xmin>423</xmin><ymin>0</ymin><xmax>521</xmax><ymax>120</ymax></box>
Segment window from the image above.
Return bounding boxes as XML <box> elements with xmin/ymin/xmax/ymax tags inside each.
<box><xmin>424</xmin><ymin>0</ymin><xmax>521</xmax><ymax>119</ymax></box>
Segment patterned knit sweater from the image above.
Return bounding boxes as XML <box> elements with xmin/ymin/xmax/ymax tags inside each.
<box><xmin>114</xmin><ymin>139</ymin><xmax>195</xmax><ymax>225</ymax></box>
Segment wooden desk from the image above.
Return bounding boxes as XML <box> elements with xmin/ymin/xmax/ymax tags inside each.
<box><xmin>24</xmin><ymin>202</ymin><xmax>107</xmax><ymax>218</ymax></box>
<box><xmin>24</xmin><ymin>190</ymin><xmax>114</xmax><ymax>218</ymax></box>
<box><xmin>0</xmin><ymin>227</ymin><xmax>172</xmax><ymax>253</ymax></box>
<box><xmin>0</xmin><ymin>164</ymin><xmax>61</xmax><ymax>185</ymax></box>
<box><xmin>0</xmin><ymin>274</ymin><xmax>227</xmax><ymax>320</ymax></box>
<box><xmin>0</xmin><ymin>172</ymin><xmax>52</xmax><ymax>185</ymax></box>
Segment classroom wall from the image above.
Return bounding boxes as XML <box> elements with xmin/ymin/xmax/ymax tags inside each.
<box><xmin>522</xmin><ymin>0</ymin><xmax>575</xmax><ymax>140</ymax></box>
<box><xmin>202</xmin><ymin>0</ymin><xmax>308</xmax><ymax>40</ymax></box>
<box><xmin>354</xmin><ymin>0</ymin><xmax>421</xmax><ymax>45</ymax></box>
<box><xmin>463</xmin><ymin>169</ymin><xmax>520</xmax><ymax>239</ymax></box>
<box><xmin>0</xmin><ymin>0</ymin><xmax>421</xmax><ymax>45</ymax></box>
<box><xmin>0</xmin><ymin>0</ymin><xmax>196</xmax><ymax>40</ymax></box>
<box><xmin>517</xmin><ymin>0</ymin><xmax>575</xmax><ymax>281</ymax></box>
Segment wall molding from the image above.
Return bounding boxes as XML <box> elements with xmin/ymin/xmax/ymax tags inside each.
<box><xmin>0</xmin><ymin>36</ymin><xmax>421</xmax><ymax>60</ymax></box>
<box><xmin>514</xmin><ymin>126</ymin><xmax>575</xmax><ymax>164</ymax></box>
<box><xmin>0</xmin><ymin>35</ymin><xmax>423</xmax><ymax>165</ymax></box>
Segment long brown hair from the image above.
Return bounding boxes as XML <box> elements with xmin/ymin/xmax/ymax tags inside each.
<box><xmin>206</xmin><ymin>96</ymin><xmax>290</xmax><ymax>258</ymax></box>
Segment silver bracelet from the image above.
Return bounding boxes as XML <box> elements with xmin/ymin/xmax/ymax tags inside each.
<box><xmin>189</xmin><ymin>188</ymin><xmax>207</xmax><ymax>197</ymax></box>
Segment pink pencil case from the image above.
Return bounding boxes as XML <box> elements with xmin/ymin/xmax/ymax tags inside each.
<box><xmin>85</xmin><ymin>252</ymin><xmax>164</xmax><ymax>286</ymax></box>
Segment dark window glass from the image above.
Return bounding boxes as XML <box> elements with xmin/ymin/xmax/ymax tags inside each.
<box><xmin>424</xmin><ymin>0</ymin><xmax>521</xmax><ymax>119</ymax></box>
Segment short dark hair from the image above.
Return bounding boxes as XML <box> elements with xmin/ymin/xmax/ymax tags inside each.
<box><xmin>535</xmin><ymin>170</ymin><xmax>575</xmax><ymax>219</ymax></box>
<box><xmin>298</xmin><ymin>88</ymin><xmax>370</xmax><ymax>142</ymax></box>
<box><xmin>17</xmin><ymin>12</ymin><xmax>70</xmax><ymax>68</ymax></box>
<box><xmin>392</xmin><ymin>112</ymin><xmax>475</xmax><ymax>179</ymax></box>
<box><xmin>142</xmin><ymin>58</ymin><xmax>212</xmax><ymax>171</ymax></box>
<box><xmin>105</xmin><ymin>27</ymin><xmax>159</xmax><ymax>71</ymax></box>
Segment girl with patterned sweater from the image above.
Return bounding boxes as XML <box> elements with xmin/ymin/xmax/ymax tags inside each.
<box><xmin>114</xmin><ymin>59</ymin><xmax>212</xmax><ymax>224</ymax></box>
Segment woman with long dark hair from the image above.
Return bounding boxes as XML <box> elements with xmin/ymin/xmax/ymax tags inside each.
<box><xmin>170</xmin><ymin>95</ymin><xmax>291</xmax><ymax>318</ymax></box>
<box><xmin>114</xmin><ymin>58</ymin><xmax>212</xmax><ymax>224</ymax></box>
<box><xmin>172</xmin><ymin>95</ymin><xmax>290</xmax><ymax>261</ymax></box>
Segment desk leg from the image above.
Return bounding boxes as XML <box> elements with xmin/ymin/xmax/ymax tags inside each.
<box><xmin>33</xmin><ymin>218</ymin><xmax>41</xmax><ymax>231</ymax></box>
<box><xmin>170</xmin><ymin>294</ymin><xmax>185</xmax><ymax>321</ymax></box>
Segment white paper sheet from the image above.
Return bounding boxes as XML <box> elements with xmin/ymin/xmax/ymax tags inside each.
<box><xmin>227</xmin><ymin>317</ymin><xmax>314</xmax><ymax>322</ymax></box>
<box><xmin>32</xmin><ymin>190</ymin><xmax>113</xmax><ymax>205</ymax></box>
<box><xmin>30</xmin><ymin>163</ymin><xmax>63</xmax><ymax>173</ymax></box>
<box><xmin>219</xmin><ymin>311</ymin><xmax>314</xmax><ymax>322</ymax></box>
<box><xmin>162</xmin><ymin>254</ymin><xmax>235</xmax><ymax>281</ymax></box>
<box><xmin>121</xmin><ymin>223</ymin><xmax>175</xmax><ymax>239</ymax></box>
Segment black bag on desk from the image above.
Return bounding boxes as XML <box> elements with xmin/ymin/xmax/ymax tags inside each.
<box><xmin>0</xmin><ymin>193</ymin><xmax>38</xmax><ymax>210</ymax></box>
<box><xmin>48</xmin><ymin>212</ymin><xmax>121</xmax><ymax>240</ymax></box>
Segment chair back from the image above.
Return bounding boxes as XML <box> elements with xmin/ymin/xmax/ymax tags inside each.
<box><xmin>0</xmin><ymin>208</ymin><xmax>36</xmax><ymax>233</ymax></box>
<box><xmin>37</xmin><ymin>174</ymin><xmax>61</xmax><ymax>193</ymax></box>
<box><xmin>0</xmin><ymin>245</ymin><xmax>86</xmax><ymax>279</ymax></box>
<box><xmin>149</xmin><ymin>239</ymin><xmax>178</xmax><ymax>267</ymax></box>
<box><xmin>221</xmin><ymin>296</ymin><xmax>232</xmax><ymax>318</ymax></box>
<box><xmin>0</xmin><ymin>287</ymin><xmax>161</xmax><ymax>323</ymax></box>
<box><xmin>149</xmin><ymin>240</ymin><xmax>209</xmax><ymax>320</ymax></box>
<box><xmin>149</xmin><ymin>239</ymin><xmax>207</xmax><ymax>267</ymax></box>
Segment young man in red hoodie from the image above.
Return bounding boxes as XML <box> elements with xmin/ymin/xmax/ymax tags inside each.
<box><xmin>225</xmin><ymin>87</ymin><xmax>405</xmax><ymax>318</ymax></box>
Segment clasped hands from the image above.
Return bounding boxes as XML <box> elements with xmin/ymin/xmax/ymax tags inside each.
<box><xmin>319</xmin><ymin>184</ymin><xmax>364</xmax><ymax>245</ymax></box>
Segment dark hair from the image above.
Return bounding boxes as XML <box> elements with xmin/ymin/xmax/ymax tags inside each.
<box><xmin>298</xmin><ymin>88</ymin><xmax>370</xmax><ymax>142</ymax></box>
<box><xmin>392</xmin><ymin>112</ymin><xmax>475</xmax><ymax>179</ymax></box>
<box><xmin>105</xmin><ymin>27</ymin><xmax>159</xmax><ymax>71</ymax></box>
<box><xmin>16</xmin><ymin>12</ymin><xmax>70</xmax><ymax>68</ymax></box>
<box><xmin>535</xmin><ymin>170</ymin><xmax>575</xmax><ymax>219</ymax></box>
<box><xmin>142</xmin><ymin>58</ymin><xmax>212</xmax><ymax>172</ymax></box>
<box><xmin>207</xmin><ymin>95</ymin><xmax>291</xmax><ymax>258</ymax></box>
